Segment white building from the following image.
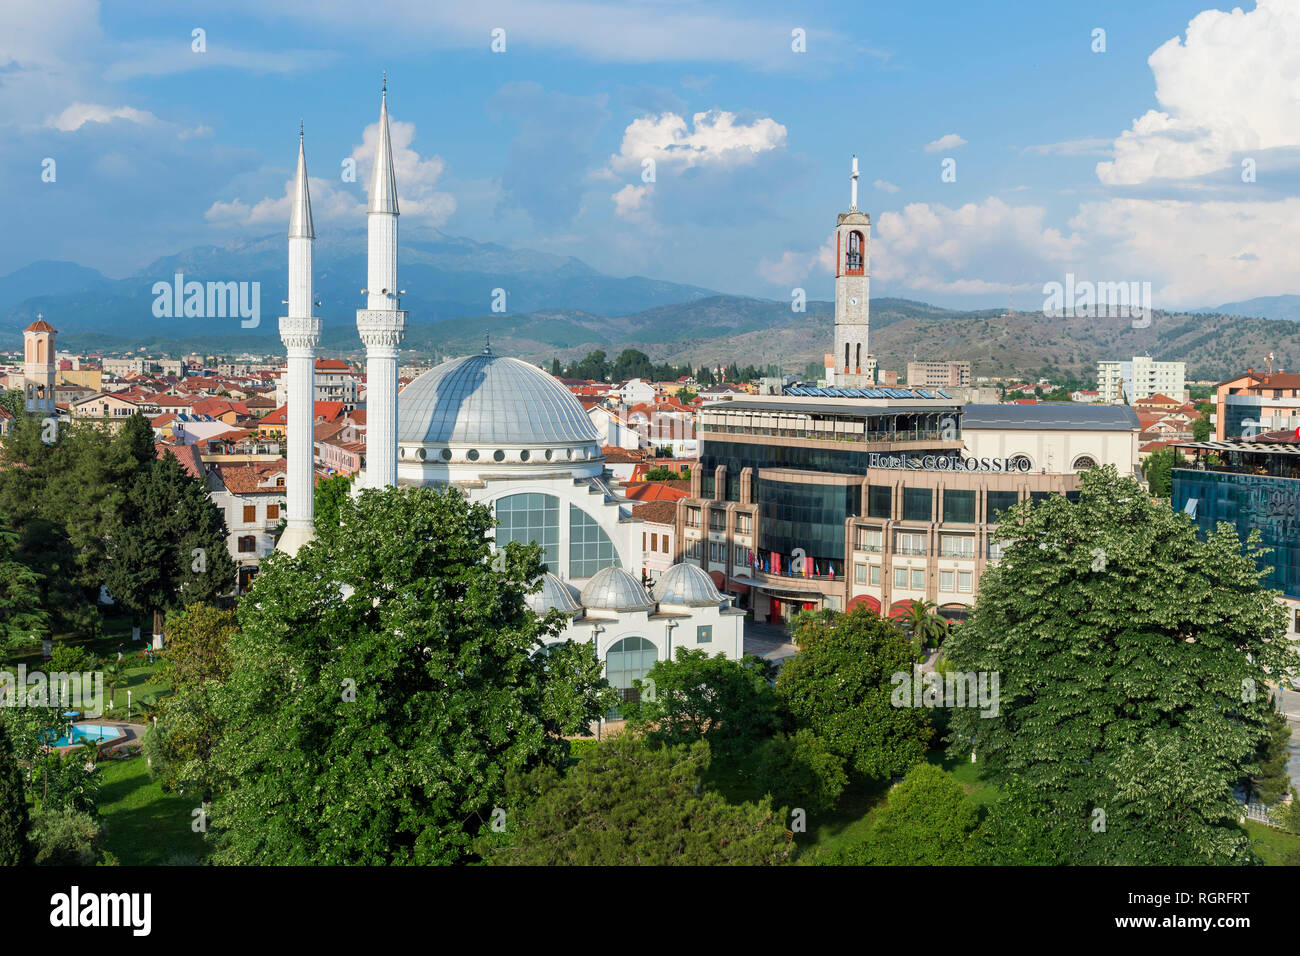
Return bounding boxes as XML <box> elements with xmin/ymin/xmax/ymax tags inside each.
<box><xmin>1098</xmin><ymin>357</ymin><xmax>1186</xmax><ymax>404</ymax></box>
<box><xmin>617</xmin><ymin>379</ymin><xmax>656</xmax><ymax>407</ymax></box>
<box><xmin>960</xmin><ymin>403</ymin><xmax>1141</xmax><ymax>478</ymax></box>
<box><xmin>588</xmin><ymin>404</ymin><xmax>643</xmax><ymax>451</ymax></box>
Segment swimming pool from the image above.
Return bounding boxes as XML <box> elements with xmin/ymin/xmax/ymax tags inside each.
<box><xmin>46</xmin><ymin>724</ymin><xmax>125</xmax><ymax>748</ymax></box>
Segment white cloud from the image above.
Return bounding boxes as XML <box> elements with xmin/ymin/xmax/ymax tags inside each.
<box><xmin>923</xmin><ymin>133</ymin><xmax>966</xmax><ymax>154</ymax></box>
<box><xmin>45</xmin><ymin>103</ymin><xmax>157</xmax><ymax>132</ymax></box>
<box><xmin>1097</xmin><ymin>0</ymin><xmax>1300</xmax><ymax>185</ymax></box>
<box><xmin>609</xmin><ymin>109</ymin><xmax>787</xmax><ymax>173</ymax></box>
<box><xmin>611</xmin><ymin>184</ymin><xmax>651</xmax><ymax>222</ymax></box>
<box><xmin>873</xmin><ymin>179</ymin><xmax>899</xmax><ymax>194</ymax></box>
<box><xmin>756</xmin><ymin>235</ymin><xmax>836</xmax><ymax>286</ymax></box>
<box><xmin>1022</xmin><ymin>137</ymin><xmax>1112</xmax><ymax>157</ymax></box>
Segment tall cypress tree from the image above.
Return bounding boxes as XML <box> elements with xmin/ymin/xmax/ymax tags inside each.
<box><xmin>0</xmin><ymin>721</ymin><xmax>32</xmax><ymax>865</ymax></box>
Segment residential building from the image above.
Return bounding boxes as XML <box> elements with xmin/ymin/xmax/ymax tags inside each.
<box><xmin>1215</xmin><ymin>369</ymin><xmax>1300</xmax><ymax>440</ymax></box>
<box><xmin>1098</xmin><ymin>356</ymin><xmax>1186</xmax><ymax>404</ymax></box>
<box><xmin>907</xmin><ymin>360</ymin><xmax>971</xmax><ymax>390</ymax></box>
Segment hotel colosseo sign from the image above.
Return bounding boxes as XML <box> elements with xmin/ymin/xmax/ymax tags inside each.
<box><xmin>868</xmin><ymin>453</ymin><xmax>1033</xmax><ymax>474</ymax></box>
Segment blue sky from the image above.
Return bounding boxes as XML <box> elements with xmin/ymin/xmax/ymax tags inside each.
<box><xmin>4</xmin><ymin>0</ymin><xmax>1299</xmax><ymax>311</ymax></box>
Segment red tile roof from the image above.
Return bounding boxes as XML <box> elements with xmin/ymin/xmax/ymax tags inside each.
<box><xmin>24</xmin><ymin>319</ymin><xmax>56</xmax><ymax>333</ymax></box>
<box><xmin>631</xmin><ymin>500</ymin><xmax>679</xmax><ymax>525</ymax></box>
<box><xmin>622</xmin><ymin>480</ymin><xmax>691</xmax><ymax>502</ymax></box>
<box><xmin>155</xmin><ymin>442</ymin><xmax>205</xmax><ymax>480</ymax></box>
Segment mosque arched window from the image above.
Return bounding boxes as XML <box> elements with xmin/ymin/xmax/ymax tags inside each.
<box><xmin>496</xmin><ymin>493</ymin><xmax>560</xmax><ymax>572</ymax></box>
<box><xmin>1072</xmin><ymin>455</ymin><xmax>1097</xmax><ymax>471</ymax></box>
<box><xmin>467</xmin><ymin>449</ymin><xmax>480</xmax><ymax>461</ymax></box>
<box><xmin>493</xmin><ymin>450</ymin><xmax>505</xmax><ymax>462</ymax></box>
<box><xmin>569</xmin><ymin>505</ymin><xmax>619</xmax><ymax>579</ymax></box>
<box><xmin>605</xmin><ymin>636</ymin><xmax>657</xmax><ymax>714</ymax></box>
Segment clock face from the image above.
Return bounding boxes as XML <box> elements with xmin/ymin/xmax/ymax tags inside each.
<box><xmin>849</xmin><ymin>297</ymin><xmax>858</xmax><ymax>306</ymax></box>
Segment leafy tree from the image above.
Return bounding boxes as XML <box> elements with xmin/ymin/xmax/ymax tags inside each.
<box><xmin>549</xmin><ymin>358</ymin><xmax>562</xmax><ymax>377</ymax></box>
<box><xmin>0</xmin><ymin>513</ymin><xmax>49</xmax><ymax>652</ymax></box>
<box><xmin>1192</xmin><ymin>414</ymin><xmax>1212</xmax><ymax>442</ymax></box>
<box><xmin>313</xmin><ymin>472</ymin><xmax>354</xmax><ymax>534</ymax></box>
<box><xmin>820</xmin><ymin>763</ymin><xmax>978</xmax><ymax>865</ymax></box>
<box><xmin>975</xmin><ymin>789</ymin><xmax>1074</xmax><ymax>865</ymax></box>
<box><xmin>103</xmin><ymin>450</ymin><xmax>234</xmax><ymax>636</ymax></box>
<box><xmin>48</xmin><ymin>642</ymin><xmax>95</xmax><ymax>674</ymax></box>
<box><xmin>152</xmin><ymin>604</ymin><xmax>237</xmax><ymax>799</ymax></box>
<box><xmin>485</xmin><ymin>734</ymin><xmax>794</xmax><ymax>865</ymax></box>
<box><xmin>644</xmin><ymin>465</ymin><xmax>688</xmax><ymax>481</ymax></box>
<box><xmin>0</xmin><ymin>389</ymin><xmax>23</xmax><ymax>419</ymax></box>
<box><xmin>0</xmin><ymin>721</ymin><xmax>32</xmax><ymax>865</ymax></box>
<box><xmin>33</xmin><ymin>751</ymin><xmax>101</xmax><ymax>816</ymax></box>
<box><xmin>677</xmin><ymin>388</ymin><xmax>697</xmax><ymax>404</ymax></box>
<box><xmin>944</xmin><ymin>465</ymin><xmax>1298</xmax><ymax>865</ymax></box>
<box><xmin>776</xmin><ymin>606</ymin><xmax>932</xmax><ymax>781</ymax></box>
<box><xmin>1251</xmin><ymin>709</ymin><xmax>1292</xmax><ymax>806</ymax></box>
<box><xmin>623</xmin><ymin>649</ymin><xmax>779</xmax><ymax>757</ymax></box>
<box><xmin>898</xmin><ymin>598</ymin><xmax>950</xmax><ymax>649</ymax></box>
<box><xmin>612</xmin><ymin>348</ymin><xmax>653</xmax><ymax>383</ymax></box>
<box><xmin>755</xmin><ymin>729</ymin><xmax>847</xmax><ymax>814</ymax></box>
<box><xmin>1141</xmin><ymin>446</ymin><xmax>1186</xmax><ymax>497</ymax></box>
<box><xmin>206</xmin><ymin>486</ymin><xmax>613</xmax><ymax>864</ymax></box>
<box><xmin>29</xmin><ymin>807</ymin><xmax>105</xmax><ymax>866</ymax></box>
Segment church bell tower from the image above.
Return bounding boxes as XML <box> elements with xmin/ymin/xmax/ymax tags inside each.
<box><xmin>831</xmin><ymin>156</ymin><xmax>874</xmax><ymax>387</ymax></box>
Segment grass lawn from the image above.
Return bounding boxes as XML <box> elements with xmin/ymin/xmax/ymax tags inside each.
<box><xmin>1244</xmin><ymin>821</ymin><xmax>1300</xmax><ymax>866</ymax></box>
<box><xmin>96</xmin><ymin>757</ymin><xmax>208</xmax><ymax>865</ymax></box>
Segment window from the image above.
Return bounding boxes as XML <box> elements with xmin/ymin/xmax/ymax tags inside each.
<box><xmin>709</xmin><ymin>541</ymin><xmax>724</xmax><ymax>563</ymax></box>
<box><xmin>734</xmin><ymin>544</ymin><xmax>746</xmax><ymax>565</ymax></box>
<box><xmin>869</xmin><ymin>565</ymin><xmax>881</xmax><ymax>586</ymax></box>
<box><xmin>643</xmin><ymin>532</ymin><xmax>646</xmax><ymax>551</ymax></box>
<box><xmin>940</xmin><ymin>570</ymin><xmax>954</xmax><ymax>591</ymax></box>
<box><xmin>267</xmin><ymin>504</ymin><xmax>280</xmax><ymax>520</ymax></box>
<box><xmin>894</xmin><ymin>568</ymin><xmax>908</xmax><ymax>589</ymax></box>
<box><xmin>686</xmin><ymin>539</ymin><xmax>701</xmax><ymax>559</ymax></box>
<box><xmin>988</xmin><ymin>539</ymin><xmax>1010</xmax><ymax>560</ymax></box>
<box><xmin>696</xmin><ymin>625</ymin><xmax>712</xmax><ymax>644</ymax></box>
<box><xmin>942</xmin><ymin>489</ymin><xmax>976</xmax><ymax>524</ymax></box>
<box><xmin>856</xmin><ymin>527</ymin><xmax>882</xmax><ymax>552</ymax></box>
<box><xmin>686</xmin><ymin>507</ymin><xmax>701</xmax><ymax>529</ymax></box>
<box><xmin>911</xmin><ymin>569</ymin><xmax>925</xmax><ymax>589</ymax></box>
<box><xmin>237</xmin><ymin>535</ymin><xmax>256</xmax><ymax>553</ymax></box>
<box><xmin>605</xmin><ymin>637</ymin><xmax>657</xmax><ymax>715</ymax></box>
<box><xmin>903</xmin><ymin>487</ymin><xmax>932</xmax><ymax>522</ymax></box>
<box><xmin>497</xmin><ymin>494</ymin><xmax>561</xmax><ymax>573</ymax></box>
<box><xmin>895</xmin><ymin>532</ymin><xmax>926</xmax><ymax>555</ymax></box>
<box><xmin>708</xmin><ymin>511</ymin><xmax>726</xmax><ymax>531</ymax></box>
<box><xmin>986</xmin><ymin>490</ymin><xmax>1019</xmax><ymax>523</ymax></box>
<box><xmin>736</xmin><ymin>514</ymin><xmax>753</xmax><ymax>534</ymax></box>
<box><xmin>570</xmin><ymin>505</ymin><xmax>619</xmax><ymax>578</ymax></box>
<box><xmin>940</xmin><ymin>534</ymin><xmax>974</xmax><ymax>558</ymax></box>
<box><xmin>868</xmin><ymin>485</ymin><xmax>892</xmax><ymax>519</ymax></box>
<box><xmin>242</xmin><ymin>505</ymin><xmax>256</xmax><ymax>523</ymax></box>
<box><xmin>1072</xmin><ymin>455</ymin><xmax>1098</xmax><ymax>471</ymax></box>
<box><xmin>650</xmin><ymin>533</ymin><xmax>658</xmax><ymax>552</ymax></box>
<box><xmin>958</xmin><ymin>571</ymin><xmax>973</xmax><ymax>593</ymax></box>
<box><xmin>855</xmin><ymin>563</ymin><xmax>867</xmax><ymax>584</ymax></box>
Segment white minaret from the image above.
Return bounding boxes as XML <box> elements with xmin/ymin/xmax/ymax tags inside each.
<box><xmin>277</xmin><ymin>127</ymin><xmax>321</xmax><ymax>556</ymax></box>
<box><xmin>831</xmin><ymin>155</ymin><xmax>874</xmax><ymax>387</ymax></box>
<box><xmin>356</xmin><ymin>76</ymin><xmax>406</xmax><ymax>490</ymax></box>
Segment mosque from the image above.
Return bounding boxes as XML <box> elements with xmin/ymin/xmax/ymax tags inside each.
<box><xmin>276</xmin><ymin>82</ymin><xmax>742</xmax><ymax>705</ymax></box>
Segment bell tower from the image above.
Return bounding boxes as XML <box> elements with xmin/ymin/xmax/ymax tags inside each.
<box><xmin>831</xmin><ymin>156</ymin><xmax>874</xmax><ymax>387</ymax></box>
<box><xmin>22</xmin><ymin>316</ymin><xmax>56</xmax><ymax>413</ymax></box>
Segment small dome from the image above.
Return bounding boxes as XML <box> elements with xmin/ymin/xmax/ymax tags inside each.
<box><xmin>580</xmin><ymin>567</ymin><xmax>654</xmax><ymax>612</ymax></box>
<box><xmin>526</xmin><ymin>572</ymin><xmax>582</xmax><ymax>616</ymax></box>
<box><xmin>652</xmin><ymin>563</ymin><xmax>725</xmax><ymax>606</ymax></box>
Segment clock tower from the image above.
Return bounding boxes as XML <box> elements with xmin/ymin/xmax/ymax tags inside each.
<box><xmin>831</xmin><ymin>156</ymin><xmax>874</xmax><ymax>387</ymax></box>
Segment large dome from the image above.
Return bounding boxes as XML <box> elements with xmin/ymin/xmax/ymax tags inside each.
<box><xmin>526</xmin><ymin>572</ymin><xmax>583</xmax><ymax>616</ymax></box>
<box><xmin>398</xmin><ymin>351</ymin><xmax>600</xmax><ymax>447</ymax></box>
<box><xmin>652</xmin><ymin>563</ymin><xmax>725</xmax><ymax>606</ymax></box>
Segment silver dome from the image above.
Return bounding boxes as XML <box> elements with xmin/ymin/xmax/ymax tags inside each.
<box><xmin>398</xmin><ymin>352</ymin><xmax>601</xmax><ymax>446</ymax></box>
<box><xmin>580</xmin><ymin>567</ymin><xmax>654</xmax><ymax>612</ymax></box>
<box><xmin>526</xmin><ymin>572</ymin><xmax>582</xmax><ymax>616</ymax></box>
<box><xmin>652</xmin><ymin>563</ymin><xmax>725</xmax><ymax>606</ymax></box>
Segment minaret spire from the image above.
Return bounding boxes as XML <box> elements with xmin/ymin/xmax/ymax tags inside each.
<box><xmin>357</xmin><ymin>79</ymin><xmax>406</xmax><ymax>491</ymax></box>
<box><xmin>278</xmin><ymin>127</ymin><xmax>321</xmax><ymax>556</ymax></box>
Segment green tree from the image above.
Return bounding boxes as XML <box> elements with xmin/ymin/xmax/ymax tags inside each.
<box><xmin>776</xmin><ymin>606</ymin><xmax>932</xmax><ymax>781</ymax></box>
<box><xmin>944</xmin><ymin>465</ymin><xmax>1298</xmax><ymax>865</ymax></box>
<box><xmin>899</xmin><ymin>598</ymin><xmax>950</xmax><ymax>650</ymax></box>
<box><xmin>206</xmin><ymin>486</ymin><xmax>612</xmax><ymax>864</ymax></box>
<box><xmin>550</xmin><ymin>358</ymin><xmax>562</xmax><ymax>377</ymax></box>
<box><xmin>0</xmin><ymin>389</ymin><xmax>22</xmax><ymax>419</ymax></box>
<box><xmin>485</xmin><ymin>734</ymin><xmax>793</xmax><ymax>865</ymax></box>
<box><xmin>313</xmin><ymin>472</ymin><xmax>354</xmax><ymax>534</ymax></box>
<box><xmin>152</xmin><ymin>604</ymin><xmax>237</xmax><ymax>799</ymax></box>
<box><xmin>1141</xmin><ymin>446</ymin><xmax>1185</xmax><ymax>497</ymax></box>
<box><xmin>0</xmin><ymin>720</ymin><xmax>32</xmax><ymax>865</ymax></box>
<box><xmin>644</xmin><ymin>465</ymin><xmax>688</xmax><ymax>481</ymax></box>
<box><xmin>975</xmin><ymin>789</ymin><xmax>1074</xmax><ymax>865</ymax></box>
<box><xmin>29</xmin><ymin>807</ymin><xmax>105</xmax><ymax>866</ymax></box>
<box><xmin>1250</xmin><ymin>708</ymin><xmax>1292</xmax><ymax>806</ymax></box>
<box><xmin>622</xmin><ymin>649</ymin><xmax>779</xmax><ymax>757</ymax></box>
<box><xmin>755</xmin><ymin>729</ymin><xmax>847</xmax><ymax>814</ymax></box>
<box><xmin>0</xmin><ymin>513</ymin><xmax>49</xmax><ymax>652</ymax></box>
<box><xmin>1192</xmin><ymin>414</ymin><xmax>1212</xmax><ymax>442</ymax></box>
<box><xmin>820</xmin><ymin>763</ymin><xmax>978</xmax><ymax>865</ymax></box>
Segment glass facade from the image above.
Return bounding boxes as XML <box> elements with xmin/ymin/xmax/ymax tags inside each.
<box><xmin>868</xmin><ymin>485</ymin><xmax>892</xmax><ymax>519</ymax></box>
<box><xmin>606</xmin><ymin>636</ymin><xmax>658</xmax><ymax>713</ymax></box>
<box><xmin>702</xmin><ymin>439</ymin><xmax>874</xmax><ymax>482</ymax></box>
<box><xmin>903</xmin><ymin>487</ymin><xmax>932</xmax><ymax>522</ymax></box>
<box><xmin>496</xmin><ymin>493</ymin><xmax>560</xmax><ymax>572</ymax></box>
<box><xmin>943</xmin><ymin>489</ymin><xmax>976</xmax><ymax>523</ymax></box>
<box><xmin>757</xmin><ymin>479</ymin><xmax>860</xmax><ymax>562</ymax></box>
<box><xmin>569</xmin><ymin>505</ymin><xmax>619</xmax><ymax>579</ymax></box>
<box><xmin>1172</xmin><ymin>469</ymin><xmax>1300</xmax><ymax>598</ymax></box>
<box><xmin>986</xmin><ymin>490</ymin><xmax>1019</xmax><ymax>523</ymax></box>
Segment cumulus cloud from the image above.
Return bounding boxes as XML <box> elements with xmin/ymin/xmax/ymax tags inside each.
<box><xmin>873</xmin><ymin>179</ymin><xmax>900</xmax><ymax>194</ymax></box>
<box><xmin>1097</xmin><ymin>0</ymin><xmax>1300</xmax><ymax>185</ymax></box>
<box><xmin>1022</xmin><ymin>137</ymin><xmax>1112</xmax><ymax>157</ymax></box>
<box><xmin>45</xmin><ymin>103</ymin><xmax>157</xmax><ymax>132</ymax></box>
<box><xmin>923</xmin><ymin>133</ymin><xmax>966</xmax><ymax>154</ymax></box>
<box><xmin>756</xmin><ymin>235</ymin><xmax>836</xmax><ymax>286</ymax></box>
<box><xmin>609</xmin><ymin>109</ymin><xmax>787</xmax><ymax>173</ymax></box>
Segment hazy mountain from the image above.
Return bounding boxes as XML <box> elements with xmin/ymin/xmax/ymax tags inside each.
<box><xmin>1194</xmin><ymin>295</ymin><xmax>1300</xmax><ymax>323</ymax></box>
<box><xmin>0</xmin><ymin>260</ymin><xmax>110</xmax><ymax>313</ymax></box>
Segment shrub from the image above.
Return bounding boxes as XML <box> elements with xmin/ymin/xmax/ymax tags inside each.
<box><xmin>756</xmin><ymin>730</ymin><xmax>847</xmax><ymax>814</ymax></box>
<box><xmin>29</xmin><ymin>807</ymin><xmax>104</xmax><ymax>866</ymax></box>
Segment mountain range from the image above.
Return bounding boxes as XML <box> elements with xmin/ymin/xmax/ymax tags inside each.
<box><xmin>5</xmin><ymin>232</ymin><xmax>1300</xmax><ymax>383</ymax></box>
